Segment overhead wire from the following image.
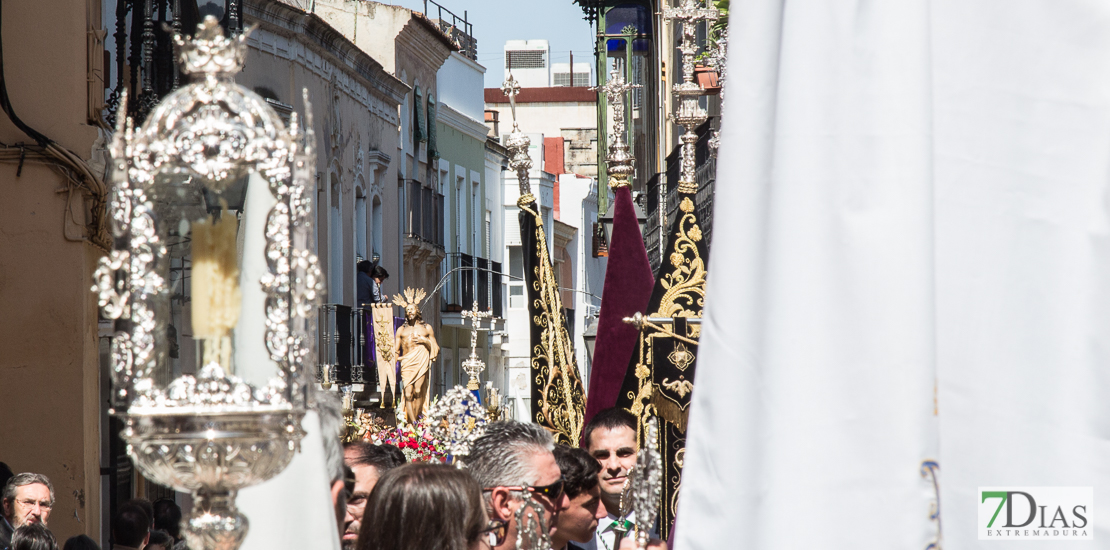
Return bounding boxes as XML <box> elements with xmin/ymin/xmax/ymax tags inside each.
<box><xmin>0</xmin><ymin>0</ymin><xmax>110</xmax><ymax>252</ymax></box>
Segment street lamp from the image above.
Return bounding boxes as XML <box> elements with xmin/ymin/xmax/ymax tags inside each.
<box><xmin>599</xmin><ymin>191</ymin><xmax>649</xmax><ymax>243</ymax></box>
<box><xmin>582</xmin><ymin>313</ymin><xmax>599</xmax><ymax>363</ymax></box>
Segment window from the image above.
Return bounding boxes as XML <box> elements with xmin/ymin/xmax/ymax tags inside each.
<box><xmin>355</xmin><ymin>193</ymin><xmax>367</xmax><ymax>258</ymax></box>
<box><xmin>508</xmin><ymin>246</ymin><xmax>524</xmax><ymax>309</ymax></box>
<box><xmin>456</xmin><ymin>175</ymin><xmax>465</xmax><ymax>253</ymax></box>
<box><xmin>328</xmin><ymin>172</ymin><xmax>342</xmax><ymax>303</ymax></box>
<box><xmin>371</xmin><ymin>196</ymin><xmax>383</xmax><ymax>258</ymax></box>
<box><xmin>509</xmin><ymin>246</ymin><xmax>523</xmax><ymax>279</ymax></box>
<box><xmin>509</xmin><ymin>286</ymin><xmax>524</xmax><ymax>309</ymax></box>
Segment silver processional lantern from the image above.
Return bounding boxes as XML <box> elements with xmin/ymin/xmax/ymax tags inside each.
<box><xmin>92</xmin><ymin>17</ymin><xmax>322</xmax><ymax>550</ymax></box>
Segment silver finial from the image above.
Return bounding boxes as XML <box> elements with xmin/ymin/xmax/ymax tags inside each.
<box><xmin>629</xmin><ymin>417</ymin><xmax>663</xmax><ymax>550</ymax></box>
<box><xmin>460</xmin><ymin>301</ymin><xmax>492</xmax><ymax>390</ymax></box>
<box><xmin>501</xmin><ymin>73</ymin><xmax>523</xmax><ymax>130</ymax></box>
<box><xmin>501</xmin><ymin>73</ymin><xmax>534</xmax><ymax>200</ymax></box>
<box><xmin>664</xmin><ymin>0</ymin><xmax>719</xmax><ymax>193</ymax></box>
<box><xmin>593</xmin><ymin>70</ymin><xmax>641</xmax><ymax>189</ymax></box>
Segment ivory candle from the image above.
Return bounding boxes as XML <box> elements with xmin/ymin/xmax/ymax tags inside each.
<box><xmin>191</xmin><ymin>208</ymin><xmax>242</xmax><ymax>367</ymax></box>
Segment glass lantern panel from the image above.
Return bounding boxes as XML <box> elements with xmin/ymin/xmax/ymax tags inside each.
<box><xmin>148</xmin><ymin>169</ymin><xmax>281</xmax><ymax>392</ymax></box>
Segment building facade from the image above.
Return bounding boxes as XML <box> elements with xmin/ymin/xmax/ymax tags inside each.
<box><xmin>433</xmin><ymin>50</ymin><xmax>508</xmax><ymax>397</ymax></box>
<box><xmin>0</xmin><ymin>1</ymin><xmax>107</xmax><ymax>544</ymax></box>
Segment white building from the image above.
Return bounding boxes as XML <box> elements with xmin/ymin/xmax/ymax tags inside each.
<box><xmin>552</xmin><ymin>62</ymin><xmax>593</xmax><ymax>87</ymax></box>
<box><xmin>498</xmin><ymin>132</ymin><xmax>606</xmax><ymax>420</ymax></box>
<box><xmin>504</xmin><ymin>39</ymin><xmax>551</xmax><ymax>88</ymax></box>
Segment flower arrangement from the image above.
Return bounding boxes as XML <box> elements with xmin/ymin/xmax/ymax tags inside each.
<box><xmin>374</xmin><ymin>421</ymin><xmax>447</xmax><ymax>462</ymax></box>
<box><xmin>345</xmin><ymin>409</ymin><xmax>448</xmax><ymax>462</ymax></box>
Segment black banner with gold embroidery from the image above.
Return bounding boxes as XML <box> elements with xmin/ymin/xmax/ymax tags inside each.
<box><xmin>519</xmin><ymin>196</ymin><xmax>586</xmax><ymax>446</ymax></box>
<box><xmin>615</xmin><ymin>193</ymin><xmax>708</xmax><ymax>539</ymax></box>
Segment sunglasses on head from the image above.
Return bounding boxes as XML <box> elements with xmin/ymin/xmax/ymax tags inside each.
<box><xmin>483</xmin><ymin>478</ymin><xmax>565</xmax><ymax>501</ymax></box>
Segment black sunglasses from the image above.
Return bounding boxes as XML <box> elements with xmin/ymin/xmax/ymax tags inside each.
<box><xmin>479</xmin><ymin>518</ymin><xmax>508</xmax><ymax>547</ymax></box>
<box><xmin>483</xmin><ymin>478</ymin><xmax>565</xmax><ymax>501</ymax></box>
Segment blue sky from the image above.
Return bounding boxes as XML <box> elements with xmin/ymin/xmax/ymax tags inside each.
<box><xmin>388</xmin><ymin>0</ymin><xmax>597</xmax><ymax>88</ymax></box>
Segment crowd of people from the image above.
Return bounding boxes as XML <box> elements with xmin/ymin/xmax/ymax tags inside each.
<box><xmin>0</xmin><ymin>468</ymin><xmax>186</xmax><ymax>550</ymax></box>
<box><xmin>1</xmin><ymin>408</ymin><xmax>664</xmax><ymax>550</ymax></box>
<box><xmin>337</xmin><ymin>407</ymin><xmax>664</xmax><ymax>550</ymax></box>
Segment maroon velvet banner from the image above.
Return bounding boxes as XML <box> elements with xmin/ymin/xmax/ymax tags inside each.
<box><xmin>582</xmin><ymin>186</ymin><xmax>654</xmax><ymax>435</ymax></box>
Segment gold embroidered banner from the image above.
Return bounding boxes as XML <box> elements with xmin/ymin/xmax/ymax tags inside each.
<box><xmin>520</xmin><ymin>195</ymin><xmax>586</xmax><ymax>446</ymax></box>
<box><xmin>616</xmin><ymin>195</ymin><xmax>708</xmax><ymax>539</ymax></box>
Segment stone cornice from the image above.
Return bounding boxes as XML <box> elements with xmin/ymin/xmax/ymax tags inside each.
<box><xmin>366</xmin><ymin>150</ymin><xmax>391</xmax><ymax>172</ymax></box>
<box><xmin>437</xmin><ymin>102</ymin><xmax>489</xmax><ymax>141</ymax></box>
<box><xmin>553</xmin><ymin>220</ymin><xmax>577</xmax><ymax>249</ymax></box>
<box><xmin>396</xmin><ymin>16</ymin><xmax>453</xmax><ymax>79</ymax></box>
<box><xmin>246</xmin><ymin>0</ymin><xmax>410</xmax><ymax>107</ymax></box>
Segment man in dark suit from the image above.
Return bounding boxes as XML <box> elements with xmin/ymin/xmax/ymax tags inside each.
<box><xmin>1</xmin><ymin>472</ymin><xmax>53</xmax><ymax>550</ymax></box>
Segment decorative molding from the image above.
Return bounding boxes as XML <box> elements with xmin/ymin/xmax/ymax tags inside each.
<box><xmin>396</xmin><ymin>16</ymin><xmax>454</xmax><ymax>76</ymax></box>
<box><xmin>244</xmin><ymin>0</ymin><xmax>409</xmax><ymax>116</ymax></box>
<box><xmin>437</xmin><ymin>102</ymin><xmax>489</xmax><ymax>141</ymax></box>
<box><xmin>552</xmin><ymin>220</ymin><xmax>576</xmax><ymax>250</ymax></box>
<box><xmin>367</xmin><ymin>149</ymin><xmax>392</xmax><ymax>171</ymax></box>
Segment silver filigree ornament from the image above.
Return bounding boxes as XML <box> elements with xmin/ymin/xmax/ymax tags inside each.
<box><xmin>426</xmin><ymin>385</ymin><xmax>489</xmax><ymax>461</ymax></box>
<box><xmin>514</xmin><ymin>491</ymin><xmax>552</xmax><ymax>550</ymax></box>
<box><xmin>501</xmin><ymin>74</ymin><xmax>534</xmax><ymax>199</ymax></box>
<box><xmin>93</xmin><ymin>16</ymin><xmax>322</xmax><ymax>550</ymax></box>
<box><xmin>664</xmin><ymin>0</ymin><xmax>718</xmax><ymax>194</ymax></box>
<box><xmin>628</xmin><ymin>417</ymin><xmax>662</xmax><ymax>550</ymax></box>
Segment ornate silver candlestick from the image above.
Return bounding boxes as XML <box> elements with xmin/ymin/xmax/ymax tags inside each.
<box><xmin>460</xmin><ymin>300</ymin><xmax>492</xmax><ymax>390</ymax></box>
<box><xmin>664</xmin><ymin>0</ymin><xmax>719</xmax><ymax>193</ymax></box>
<box><xmin>93</xmin><ymin>17</ymin><xmax>322</xmax><ymax>550</ymax></box>
<box><xmin>593</xmin><ymin>70</ymin><xmax>641</xmax><ymax>190</ymax></box>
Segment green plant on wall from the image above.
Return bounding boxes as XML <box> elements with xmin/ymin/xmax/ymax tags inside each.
<box><xmin>694</xmin><ymin>0</ymin><xmax>729</xmax><ymax>65</ymax></box>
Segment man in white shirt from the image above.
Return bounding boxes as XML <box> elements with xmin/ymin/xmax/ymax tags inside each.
<box><xmin>580</xmin><ymin>408</ymin><xmax>641</xmax><ymax>550</ymax></box>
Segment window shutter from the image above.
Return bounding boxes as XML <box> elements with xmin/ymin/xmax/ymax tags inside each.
<box><xmin>427</xmin><ymin>94</ymin><xmax>438</xmax><ymax>157</ymax></box>
<box><xmin>413</xmin><ymin>86</ymin><xmax>425</xmax><ymax>143</ymax></box>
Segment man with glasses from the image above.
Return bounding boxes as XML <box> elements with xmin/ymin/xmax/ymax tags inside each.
<box><xmin>0</xmin><ymin>472</ymin><xmax>53</xmax><ymax>550</ymax></box>
<box><xmin>466</xmin><ymin>420</ymin><xmax>569</xmax><ymax>550</ymax></box>
<box><xmin>342</xmin><ymin>442</ymin><xmax>406</xmax><ymax>550</ymax></box>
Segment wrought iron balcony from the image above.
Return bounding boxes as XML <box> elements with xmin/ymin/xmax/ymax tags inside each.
<box><xmin>105</xmin><ymin>1</ymin><xmax>246</xmax><ymax>126</ymax></box>
<box><xmin>442</xmin><ymin>253</ymin><xmax>503</xmax><ymax>319</ymax></box>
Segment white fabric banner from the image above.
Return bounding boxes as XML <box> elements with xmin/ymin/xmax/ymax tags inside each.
<box><xmin>675</xmin><ymin>2</ymin><xmax>940</xmax><ymax>548</ymax></box>
<box><xmin>678</xmin><ymin>1</ymin><xmax>1110</xmax><ymax>548</ymax></box>
<box><xmin>933</xmin><ymin>1</ymin><xmax>1110</xmax><ymax>547</ymax></box>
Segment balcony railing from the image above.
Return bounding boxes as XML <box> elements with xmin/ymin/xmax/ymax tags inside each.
<box><xmin>423</xmin><ymin>0</ymin><xmax>477</xmax><ymax>61</ymax></box>
<box><xmin>318</xmin><ymin>304</ymin><xmax>373</xmax><ymax>386</ymax></box>
<box><xmin>405</xmin><ymin>180</ymin><xmax>445</xmax><ymax>247</ymax></box>
<box><xmin>442</xmin><ymin>253</ymin><xmax>503</xmax><ymax>318</ymax></box>
<box><xmin>105</xmin><ymin>0</ymin><xmax>246</xmax><ymax>126</ymax></box>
